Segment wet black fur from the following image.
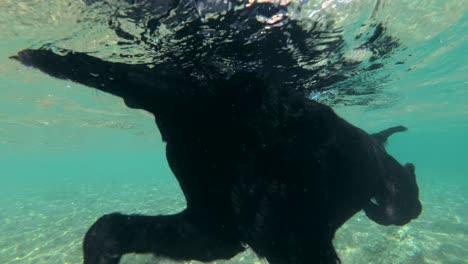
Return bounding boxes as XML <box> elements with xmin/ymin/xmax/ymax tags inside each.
<box><xmin>11</xmin><ymin>49</ymin><xmax>421</xmax><ymax>264</ymax></box>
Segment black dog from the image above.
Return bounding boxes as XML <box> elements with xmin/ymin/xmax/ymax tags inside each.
<box><xmin>11</xmin><ymin>49</ymin><xmax>421</xmax><ymax>264</ymax></box>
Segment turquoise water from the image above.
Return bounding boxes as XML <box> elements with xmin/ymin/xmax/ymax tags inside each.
<box><xmin>1</xmin><ymin>1</ymin><xmax>467</xmax><ymax>263</ymax></box>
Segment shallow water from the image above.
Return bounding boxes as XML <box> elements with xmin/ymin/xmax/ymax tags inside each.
<box><xmin>1</xmin><ymin>1</ymin><xmax>467</xmax><ymax>263</ymax></box>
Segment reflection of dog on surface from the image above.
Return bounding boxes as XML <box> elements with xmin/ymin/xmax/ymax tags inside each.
<box><xmin>12</xmin><ymin>49</ymin><xmax>422</xmax><ymax>264</ymax></box>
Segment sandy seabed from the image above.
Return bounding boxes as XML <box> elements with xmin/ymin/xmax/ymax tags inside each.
<box><xmin>1</xmin><ymin>181</ymin><xmax>466</xmax><ymax>264</ymax></box>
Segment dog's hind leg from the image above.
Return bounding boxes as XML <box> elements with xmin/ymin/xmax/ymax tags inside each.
<box><xmin>83</xmin><ymin>211</ymin><xmax>244</xmax><ymax>264</ymax></box>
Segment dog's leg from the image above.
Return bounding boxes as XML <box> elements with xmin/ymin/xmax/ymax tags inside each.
<box><xmin>372</xmin><ymin>125</ymin><xmax>407</xmax><ymax>144</ymax></box>
<box><xmin>83</xmin><ymin>211</ymin><xmax>244</xmax><ymax>264</ymax></box>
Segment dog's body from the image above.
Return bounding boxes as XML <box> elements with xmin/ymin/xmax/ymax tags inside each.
<box><xmin>12</xmin><ymin>49</ymin><xmax>421</xmax><ymax>264</ymax></box>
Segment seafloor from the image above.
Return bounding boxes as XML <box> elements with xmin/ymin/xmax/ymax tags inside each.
<box><xmin>0</xmin><ymin>179</ymin><xmax>466</xmax><ymax>264</ymax></box>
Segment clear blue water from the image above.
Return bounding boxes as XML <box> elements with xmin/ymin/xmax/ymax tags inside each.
<box><xmin>0</xmin><ymin>1</ymin><xmax>467</xmax><ymax>263</ymax></box>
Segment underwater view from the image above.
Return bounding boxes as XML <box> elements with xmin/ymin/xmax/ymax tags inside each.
<box><xmin>0</xmin><ymin>0</ymin><xmax>467</xmax><ymax>263</ymax></box>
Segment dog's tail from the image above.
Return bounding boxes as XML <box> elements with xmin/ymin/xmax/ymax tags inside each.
<box><xmin>10</xmin><ymin>46</ymin><xmax>191</xmax><ymax>115</ymax></box>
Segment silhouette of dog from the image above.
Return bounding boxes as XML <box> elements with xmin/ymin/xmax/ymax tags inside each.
<box><xmin>11</xmin><ymin>48</ymin><xmax>421</xmax><ymax>264</ymax></box>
